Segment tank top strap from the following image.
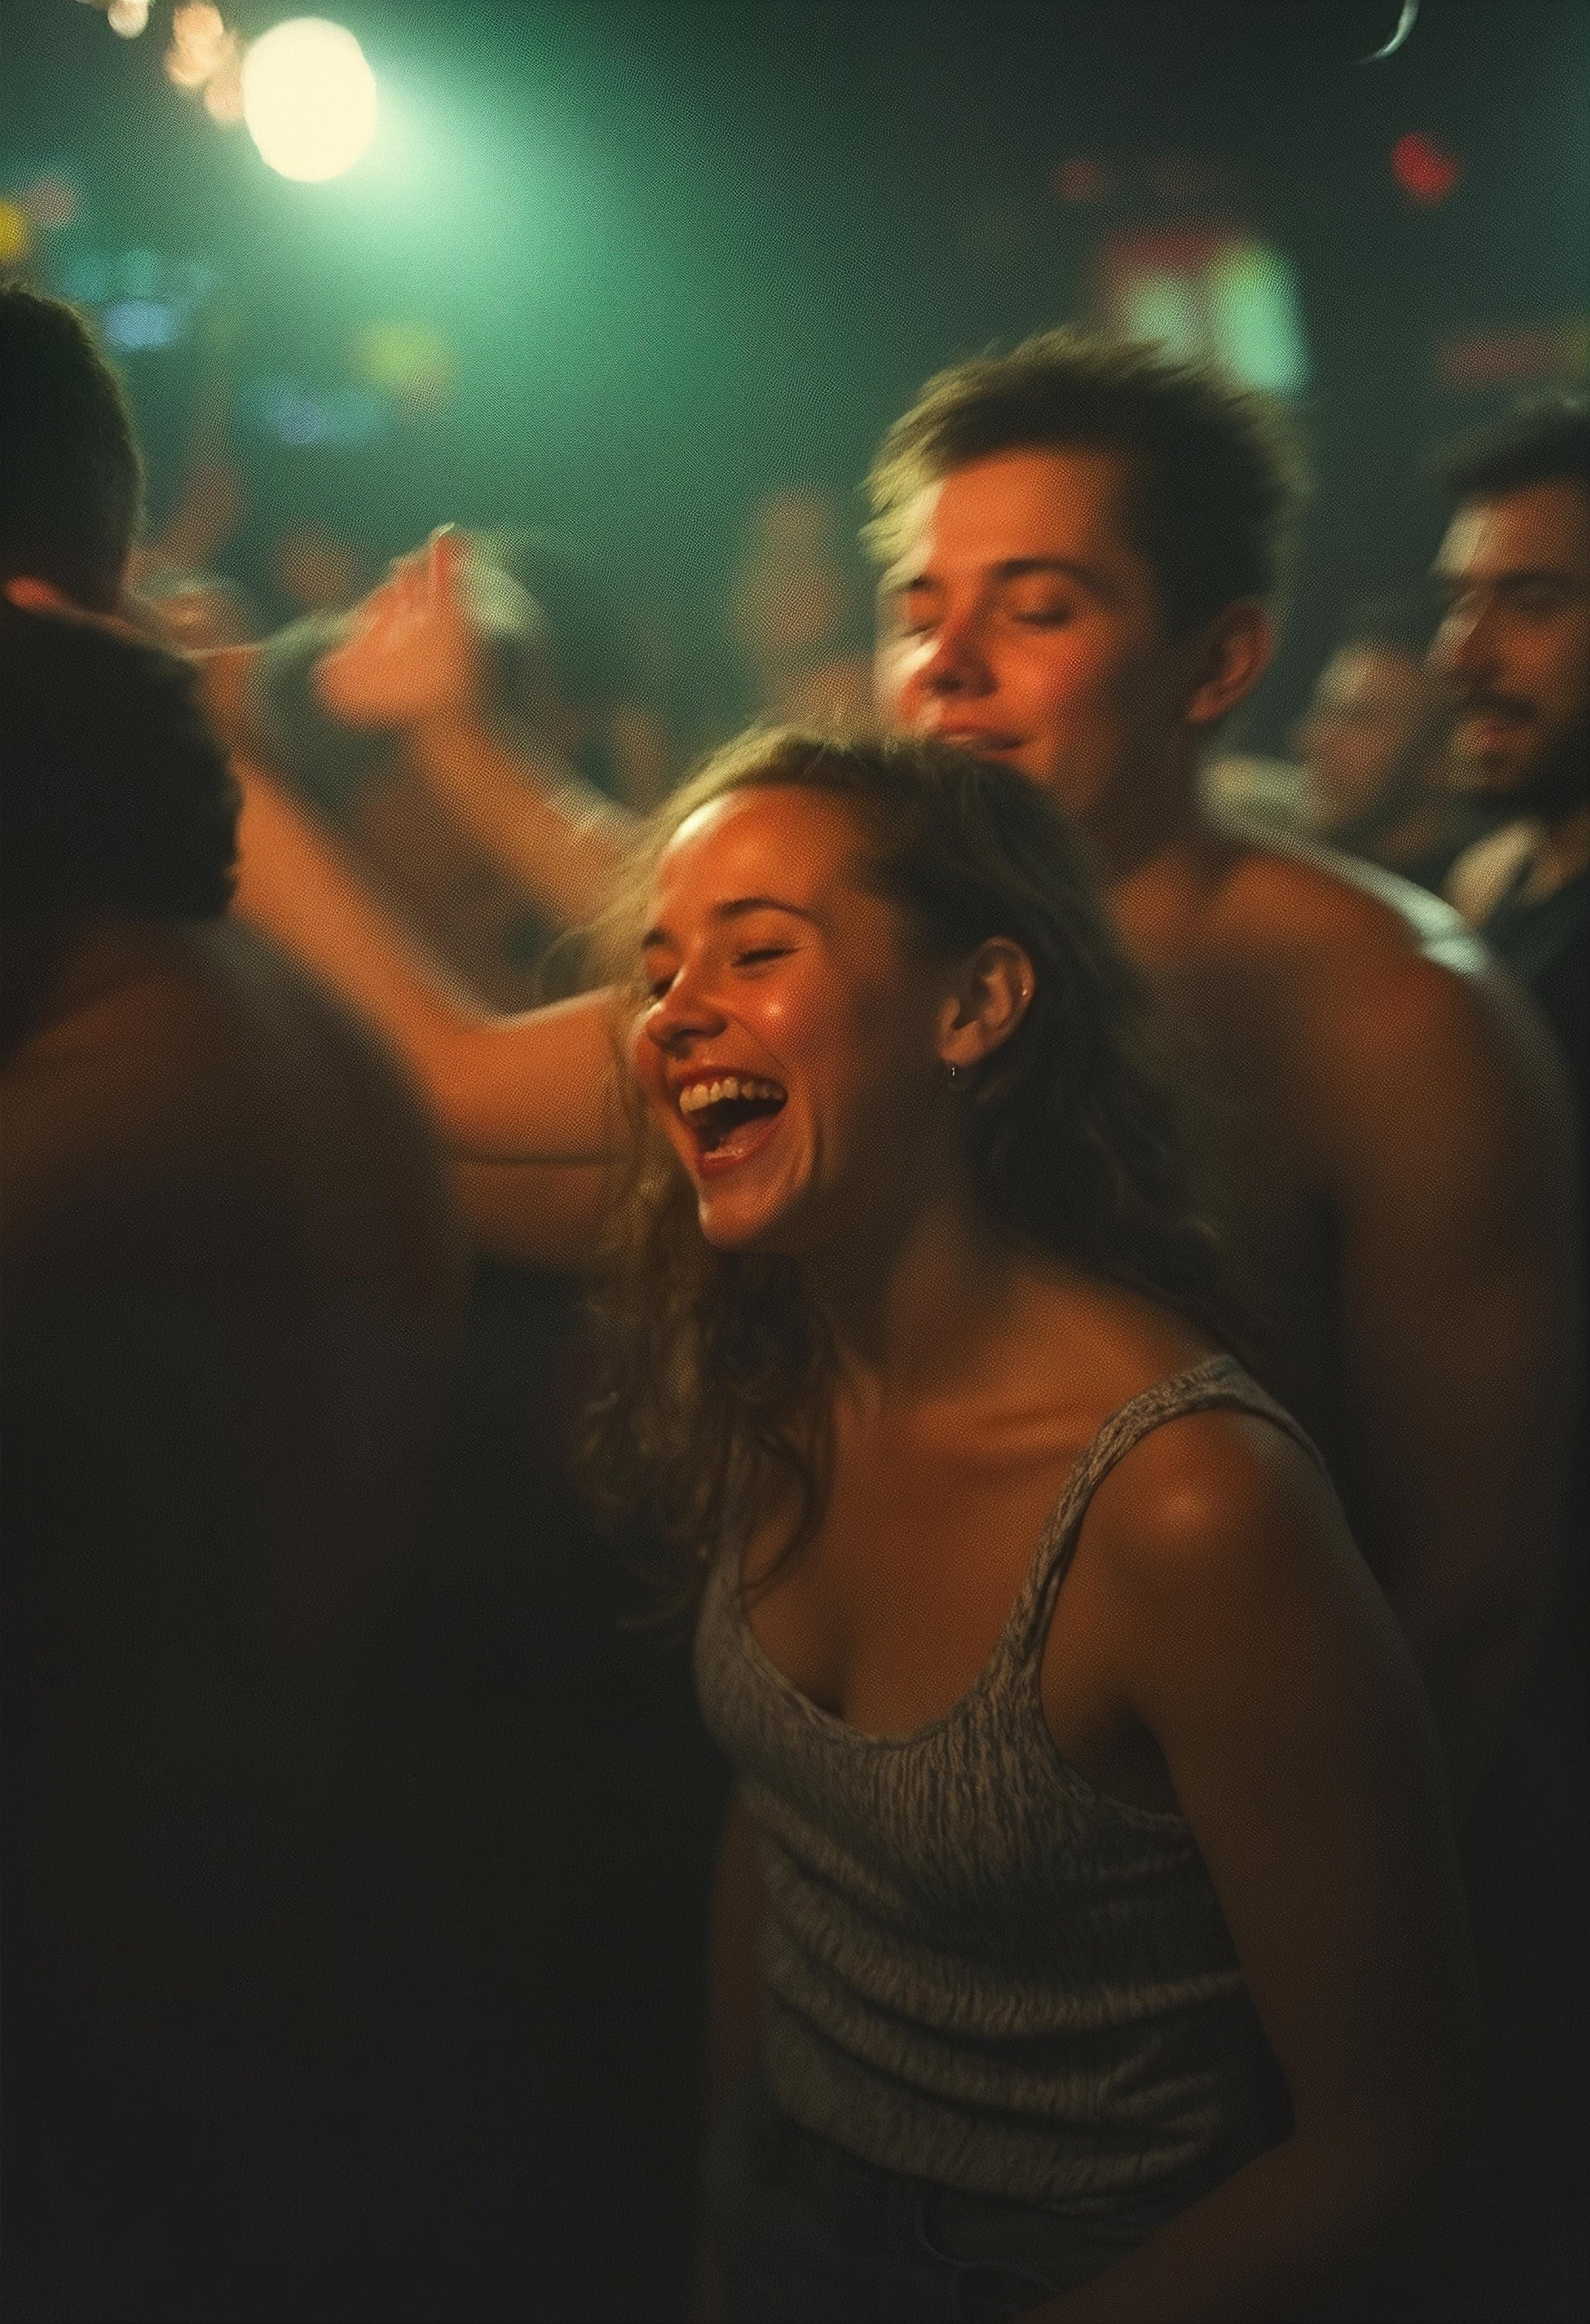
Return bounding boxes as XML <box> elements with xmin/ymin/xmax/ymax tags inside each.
<box><xmin>1000</xmin><ymin>1353</ymin><xmax>1328</xmax><ymax>1671</ymax></box>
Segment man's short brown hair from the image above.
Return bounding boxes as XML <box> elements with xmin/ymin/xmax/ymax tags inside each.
<box><xmin>866</xmin><ymin>329</ymin><xmax>1309</xmax><ymax>636</ymax></box>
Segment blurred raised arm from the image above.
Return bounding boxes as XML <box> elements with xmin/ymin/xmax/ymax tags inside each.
<box><xmin>231</xmin><ymin>753</ymin><xmax>626</xmax><ymax>1169</ymax></box>
<box><xmin>315</xmin><ymin>527</ymin><xmax>637</xmax><ymax>928</ymax></box>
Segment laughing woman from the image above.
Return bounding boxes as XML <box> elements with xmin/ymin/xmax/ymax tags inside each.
<box><xmin>231</xmin><ymin>726</ymin><xmax>1476</xmax><ymax>2322</ymax></box>
<box><xmin>579</xmin><ymin>731</ymin><xmax>1476</xmax><ymax>2324</ymax></box>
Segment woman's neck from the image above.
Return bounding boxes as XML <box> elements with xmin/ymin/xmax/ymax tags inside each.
<box><xmin>805</xmin><ymin>1185</ymin><xmax>1046</xmax><ymax>1416</ymax></box>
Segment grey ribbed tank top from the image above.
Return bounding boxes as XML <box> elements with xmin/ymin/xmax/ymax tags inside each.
<box><xmin>694</xmin><ymin>1353</ymin><xmax>1316</xmax><ymax>2214</ymax></box>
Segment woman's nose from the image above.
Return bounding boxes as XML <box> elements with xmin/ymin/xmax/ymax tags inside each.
<box><xmin>644</xmin><ymin>965</ymin><xmax>725</xmax><ymax>1051</ymax></box>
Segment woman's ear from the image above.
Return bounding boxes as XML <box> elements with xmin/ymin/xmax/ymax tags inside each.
<box><xmin>1186</xmin><ymin>599</ymin><xmax>1273</xmax><ymax>730</ymax></box>
<box><xmin>939</xmin><ymin>937</ymin><xmax>1035</xmax><ymax>1072</ymax></box>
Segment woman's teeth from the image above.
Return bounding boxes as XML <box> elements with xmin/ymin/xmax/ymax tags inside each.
<box><xmin>679</xmin><ymin>1075</ymin><xmax>783</xmax><ymax>1115</ymax></box>
<box><xmin>675</xmin><ymin>1074</ymin><xmax>789</xmax><ymax>1162</ymax></box>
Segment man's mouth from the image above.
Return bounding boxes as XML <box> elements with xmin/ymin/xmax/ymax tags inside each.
<box><xmin>936</xmin><ymin>727</ymin><xmax>1024</xmax><ymax>760</ymax></box>
<box><xmin>1457</xmin><ymin>697</ymin><xmax>1533</xmax><ymax>738</ymax></box>
<box><xmin>676</xmin><ymin>1074</ymin><xmax>788</xmax><ymax>1169</ymax></box>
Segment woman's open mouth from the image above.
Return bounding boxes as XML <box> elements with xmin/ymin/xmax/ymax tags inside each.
<box><xmin>677</xmin><ymin>1074</ymin><xmax>788</xmax><ymax>1173</ymax></box>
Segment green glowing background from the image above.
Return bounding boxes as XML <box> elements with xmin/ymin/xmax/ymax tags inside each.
<box><xmin>4</xmin><ymin>0</ymin><xmax>1588</xmax><ymax>739</ymax></box>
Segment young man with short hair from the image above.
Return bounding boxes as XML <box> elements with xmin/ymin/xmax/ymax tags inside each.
<box><xmin>1433</xmin><ymin>395</ymin><xmax>1590</xmax><ymax>1190</ymax></box>
<box><xmin>870</xmin><ymin>333</ymin><xmax>1578</xmax><ymax>1801</ymax></box>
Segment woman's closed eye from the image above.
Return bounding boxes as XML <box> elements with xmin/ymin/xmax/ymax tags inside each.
<box><xmin>732</xmin><ymin>946</ymin><xmax>792</xmax><ymax>970</ymax></box>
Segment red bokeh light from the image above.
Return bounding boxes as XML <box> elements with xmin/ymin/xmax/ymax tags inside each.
<box><xmin>1392</xmin><ymin>133</ymin><xmax>1460</xmax><ymax>205</ymax></box>
<box><xmin>1053</xmin><ymin>158</ymin><xmax>1109</xmax><ymax>205</ymax></box>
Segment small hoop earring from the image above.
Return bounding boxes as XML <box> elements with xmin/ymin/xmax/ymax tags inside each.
<box><xmin>946</xmin><ymin>1061</ymin><xmax>959</xmax><ymax>1082</ymax></box>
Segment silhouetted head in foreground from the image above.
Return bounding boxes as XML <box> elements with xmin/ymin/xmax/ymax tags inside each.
<box><xmin>0</xmin><ymin>283</ymin><xmax>142</xmax><ymax>613</ymax></box>
<box><xmin>0</xmin><ymin>599</ymin><xmax>237</xmax><ymax>927</ymax></box>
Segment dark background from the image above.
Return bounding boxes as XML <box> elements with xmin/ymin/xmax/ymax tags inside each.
<box><xmin>4</xmin><ymin>0</ymin><xmax>1588</xmax><ymax>746</ymax></box>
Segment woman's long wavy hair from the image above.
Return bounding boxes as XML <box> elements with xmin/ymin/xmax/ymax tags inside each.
<box><xmin>581</xmin><ymin>727</ymin><xmax>1233</xmax><ymax>1604</ymax></box>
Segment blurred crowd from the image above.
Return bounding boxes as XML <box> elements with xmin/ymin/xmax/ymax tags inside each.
<box><xmin>3</xmin><ymin>276</ymin><xmax>1587</xmax><ymax>2324</ymax></box>
<box><xmin>125</xmin><ymin>375</ymin><xmax>1581</xmax><ymax>972</ymax></box>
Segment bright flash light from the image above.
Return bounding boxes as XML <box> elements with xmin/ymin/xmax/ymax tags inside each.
<box><xmin>241</xmin><ymin>18</ymin><xmax>377</xmax><ymax>183</ymax></box>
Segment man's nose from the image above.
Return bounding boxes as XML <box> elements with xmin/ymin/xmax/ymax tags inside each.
<box><xmin>913</xmin><ymin>603</ymin><xmax>995</xmax><ymax>697</ymax></box>
<box><xmin>1432</xmin><ymin>600</ymin><xmax>1494</xmax><ymax>683</ymax></box>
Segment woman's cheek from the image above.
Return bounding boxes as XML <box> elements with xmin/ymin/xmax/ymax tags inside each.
<box><xmin>627</xmin><ymin>1020</ymin><xmax>668</xmax><ymax>1117</ymax></box>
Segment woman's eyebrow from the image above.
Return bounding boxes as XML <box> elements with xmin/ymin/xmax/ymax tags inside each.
<box><xmin>639</xmin><ymin>896</ymin><xmax>822</xmax><ymax>952</ymax></box>
<box><xmin>713</xmin><ymin>895</ymin><xmax>823</xmax><ymax>927</ymax></box>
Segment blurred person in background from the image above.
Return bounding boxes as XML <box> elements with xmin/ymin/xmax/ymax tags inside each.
<box><xmin>233</xmin><ymin>555</ymin><xmax>581</xmax><ymax>1012</ymax></box>
<box><xmin>1424</xmin><ymin>386</ymin><xmax>1590</xmax><ymax>2324</ymax></box>
<box><xmin>724</xmin><ymin>485</ymin><xmax>877</xmax><ymax>729</ymax></box>
<box><xmin>495</xmin><ymin>525</ymin><xmax>679</xmax><ymax>815</ymax></box>
<box><xmin>1</xmin><ymin>276</ymin><xmax>468</xmax><ymax>2318</ymax></box>
<box><xmin>1291</xmin><ymin>592</ymin><xmax>1491</xmax><ymax>892</ymax></box>
<box><xmin>210</xmin><ymin>530</ymin><xmax>665</xmax><ymax>1007</ymax></box>
<box><xmin>229</xmin><ymin>526</ymin><xmax>636</xmax><ymax>961</ymax></box>
<box><xmin>1434</xmin><ymin>396</ymin><xmax>1590</xmax><ymax>1172</ymax></box>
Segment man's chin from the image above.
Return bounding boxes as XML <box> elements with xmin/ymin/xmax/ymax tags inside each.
<box><xmin>1449</xmin><ymin>746</ymin><xmax>1533</xmax><ymax>803</ymax></box>
<box><xmin>1504</xmin><ymin>737</ymin><xmax>1590</xmax><ymax>818</ymax></box>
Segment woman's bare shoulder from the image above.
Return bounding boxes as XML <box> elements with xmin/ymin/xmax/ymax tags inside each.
<box><xmin>1071</xmin><ymin>1395</ymin><xmax>1425</xmax><ymax>1747</ymax></box>
<box><xmin>1078</xmin><ymin>1397</ymin><xmax>1370</xmax><ymax>1619</ymax></box>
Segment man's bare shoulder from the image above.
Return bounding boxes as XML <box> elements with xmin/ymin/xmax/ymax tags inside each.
<box><xmin>2</xmin><ymin>919</ymin><xmax>453</xmax><ymax>1266</ymax></box>
<box><xmin>1209</xmin><ymin>835</ymin><xmax>1489</xmax><ymax>981</ymax></box>
<box><xmin>1206</xmin><ymin>836</ymin><xmax>1571</xmax><ymax>1167</ymax></box>
<box><xmin>5</xmin><ymin>919</ymin><xmax>417</xmax><ymax>1120</ymax></box>
<box><xmin>1204</xmin><ymin>835</ymin><xmax>1541</xmax><ymax>1061</ymax></box>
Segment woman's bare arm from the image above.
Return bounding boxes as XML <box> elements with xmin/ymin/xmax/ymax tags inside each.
<box><xmin>1033</xmin><ymin>1413</ymin><xmax>1478</xmax><ymax>2323</ymax></box>
<box><xmin>232</xmin><ymin>756</ymin><xmax>626</xmax><ymax>1167</ymax></box>
<box><xmin>409</xmin><ymin>707</ymin><xmax>634</xmax><ymax>929</ymax></box>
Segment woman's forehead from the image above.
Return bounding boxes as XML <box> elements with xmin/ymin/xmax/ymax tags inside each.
<box><xmin>651</xmin><ymin>784</ymin><xmax>867</xmax><ymax>905</ymax></box>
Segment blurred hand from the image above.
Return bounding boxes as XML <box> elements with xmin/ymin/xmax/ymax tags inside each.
<box><xmin>314</xmin><ymin>527</ymin><xmax>484</xmax><ymax>730</ymax></box>
<box><xmin>4</xmin><ymin>576</ymin><xmax>144</xmax><ymax>643</ymax></box>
